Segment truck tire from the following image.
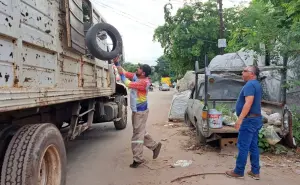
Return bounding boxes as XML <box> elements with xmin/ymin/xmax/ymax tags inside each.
<box><xmin>85</xmin><ymin>22</ymin><xmax>123</xmax><ymax>60</ymax></box>
<box><xmin>114</xmin><ymin>96</ymin><xmax>127</xmax><ymax>130</ymax></box>
<box><xmin>0</xmin><ymin>125</ymin><xmax>21</xmax><ymax>176</ymax></box>
<box><xmin>1</xmin><ymin>124</ymin><xmax>67</xmax><ymax>185</ymax></box>
<box><xmin>282</xmin><ymin>108</ymin><xmax>296</xmax><ymax>148</ymax></box>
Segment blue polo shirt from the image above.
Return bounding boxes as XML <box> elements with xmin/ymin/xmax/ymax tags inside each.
<box><xmin>236</xmin><ymin>80</ymin><xmax>262</xmax><ymax>117</ymax></box>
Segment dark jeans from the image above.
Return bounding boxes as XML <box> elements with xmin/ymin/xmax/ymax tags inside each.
<box><xmin>234</xmin><ymin>117</ymin><xmax>262</xmax><ymax>176</ymax></box>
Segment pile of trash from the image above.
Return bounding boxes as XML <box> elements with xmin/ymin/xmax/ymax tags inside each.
<box><xmin>168</xmin><ymin>90</ymin><xmax>191</xmax><ymax>121</ymax></box>
<box><xmin>168</xmin><ymin>71</ymin><xmax>197</xmax><ymax>121</ymax></box>
<box><xmin>261</xmin><ymin>108</ymin><xmax>282</xmax><ymax>126</ymax></box>
<box><xmin>176</xmin><ymin>71</ymin><xmax>199</xmax><ymax>92</ymax></box>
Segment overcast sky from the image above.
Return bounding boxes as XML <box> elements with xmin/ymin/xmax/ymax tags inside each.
<box><xmin>92</xmin><ymin>0</ymin><xmax>249</xmax><ymax>66</ymax></box>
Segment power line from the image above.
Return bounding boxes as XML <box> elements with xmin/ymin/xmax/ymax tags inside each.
<box><xmin>150</xmin><ymin>0</ymin><xmax>184</xmax><ymax>5</ymax></box>
<box><xmin>96</xmin><ymin>1</ymin><xmax>157</xmax><ymax>27</ymax></box>
<box><xmin>93</xmin><ymin>3</ymin><xmax>156</xmax><ymax>30</ymax></box>
<box><xmin>92</xmin><ymin>0</ymin><xmax>158</xmax><ymax>29</ymax></box>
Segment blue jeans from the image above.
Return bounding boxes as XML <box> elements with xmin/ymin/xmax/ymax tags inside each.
<box><xmin>234</xmin><ymin>117</ymin><xmax>262</xmax><ymax>176</ymax></box>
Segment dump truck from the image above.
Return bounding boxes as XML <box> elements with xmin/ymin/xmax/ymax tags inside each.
<box><xmin>0</xmin><ymin>0</ymin><xmax>127</xmax><ymax>184</ymax></box>
<box><xmin>161</xmin><ymin>76</ymin><xmax>172</xmax><ymax>87</ymax></box>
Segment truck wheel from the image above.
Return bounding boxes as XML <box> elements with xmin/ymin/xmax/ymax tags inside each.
<box><xmin>85</xmin><ymin>22</ymin><xmax>123</xmax><ymax>60</ymax></box>
<box><xmin>1</xmin><ymin>124</ymin><xmax>66</xmax><ymax>185</ymax></box>
<box><xmin>114</xmin><ymin>96</ymin><xmax>127</xmax><ymax>130</ymax></box>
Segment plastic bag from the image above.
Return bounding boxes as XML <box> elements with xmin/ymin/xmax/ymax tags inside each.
<box><xmin>264</xmin><ymin>126</ymin><xmax>282</xmax><ymax>145</ymax></box>
<box><xmin>173</xmin><ymin>160</ymin><xmax>193</xmax><ymax>167</ymax></box>
<box><xmin>268</xmin><ymin>113</ymin><xmax>282</xmax><ymax>126</ymax></box>
<box><xmin>222</xmin><ymin>115</ymin><xmax>235</xmax><ymax>126</ymax></box>
<box><xmin>168</xmin><ymin>90</ymin><xmax>191</xmax><ymax>120</ymax></box>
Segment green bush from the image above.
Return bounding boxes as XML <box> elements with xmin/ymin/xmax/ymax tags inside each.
<box><xmin>258</xmin><ymin>128</ymin><xmax>289</xmax><ymax>154</ymax></box>
<box><xmin>292</xmin><ymin>110</ymin><xmax>300</xmax><ymax>146</ymax></box>
<box><xmin>258</xmin><ymin>128</ymin><xmax>271</xmax><ymax>153</ymax></box>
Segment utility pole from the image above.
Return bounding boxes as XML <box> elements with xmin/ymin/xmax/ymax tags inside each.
<box><xmin>218</xmin><ymin>0</ymin><xmax>225</xmax><ymax>55</ymax></box>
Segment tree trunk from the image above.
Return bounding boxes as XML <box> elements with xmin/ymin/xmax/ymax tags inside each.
<box><xmin>265</xmin><ymin>48</ymin><xmax>270</xmax><ymax>66</ymax></box>
<box><xmin>281</xmin><ymin>53</ymin><xmax>288</xmax><ymax>104</ymax></box>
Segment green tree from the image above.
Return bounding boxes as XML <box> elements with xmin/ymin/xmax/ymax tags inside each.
<box><xmin>122</xmin><ymin>62</ymin><xmax>138</xmax><ymax>73</ymax></box>
<box><xmin>153</xmin><ymin>0</ymin><xmax>240</xmax><ymax>75</ymax></box>
<box><xmin>154</xmin><ymin>55</ymin><xmax>171</xmax><ymax>77</ymax></box>
<box><xmin>226</xmin><ymin>0</ymin><xmax>300</xmax><ymax>75</ymax></box>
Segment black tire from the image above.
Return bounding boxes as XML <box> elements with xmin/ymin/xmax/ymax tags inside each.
<box><xmin>85</xmin><ymin>22</ymin><xmax>123</xmax><ymax>60</ymax></box>
<box><xmin>282</xmin><ymin>108</ymin><xmax>296</xmax><ymax>148</ymax></box>
<box><xmin>184</xmin><ymin>111</ymin><xmax>193</xmax><ymax>128</ymax></box>
<box><xmin>1</xmin><ymin>124</ymin><xmax>67</xmax><ymax>185</ymax></box>
<box><xmin>114</xmin><ymin>96</ymin><xmax>127</xmax><ymax>130</ymax></box>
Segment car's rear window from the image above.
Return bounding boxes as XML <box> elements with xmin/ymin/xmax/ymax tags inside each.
<box><xmin>198</xmin><ymin>77</ymin><xmax>244</xmax><ymax>100</ymax></box>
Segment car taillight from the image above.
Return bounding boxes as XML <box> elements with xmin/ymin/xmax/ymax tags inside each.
<box><xmin>202</xmin><ymin>105</ymin><xmax>208</xmax><ymax>120</ymax></box>
<box><xmin>202</xmin><ymin>111</ymin><xmax>208</xmax><ymax>120</ymax></box>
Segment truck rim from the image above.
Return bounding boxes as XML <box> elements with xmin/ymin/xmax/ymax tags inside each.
<box><xmin>38</xmin><ymin>145</ymin><xmax>61</xmax><ymax>185</ymax></box>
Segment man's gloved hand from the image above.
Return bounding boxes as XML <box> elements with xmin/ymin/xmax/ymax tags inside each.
<box><xmin>113</xmin><ymin>55</ymin><xmax>121</xmax><ymax>66</ymax></box>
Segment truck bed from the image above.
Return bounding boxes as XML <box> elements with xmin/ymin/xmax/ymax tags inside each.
<box><xmin>210</xmin><ymin>126</ymin><xmax>238</xmax><ymax>133</ymax></box>
<box><xmin>0</xmin><ymin>0</ymin><xmax>115</xmax><ymax>112</ymax></box>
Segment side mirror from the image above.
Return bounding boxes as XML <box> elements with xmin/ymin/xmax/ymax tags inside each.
<box><xmin>195</xmin><ymin>61</ymin><xmax>200</xmax><ymax>73</ymax></box>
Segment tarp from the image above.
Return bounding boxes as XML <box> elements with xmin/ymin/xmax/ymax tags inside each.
<box><xmin>176</xmin><ymin>71</ymin><xmax>195</xmax><ymax>92</ymax></box>
<box><xmin>176</xmin><ymin>71</ymin><xmax>205</xmax><ymax>93</ymax></box>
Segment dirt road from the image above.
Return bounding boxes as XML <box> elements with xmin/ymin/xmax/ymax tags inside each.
<box><xmin>66</xmin><ymin>89</ymin><xmax>300</xmax><ymax>185</ymax></box>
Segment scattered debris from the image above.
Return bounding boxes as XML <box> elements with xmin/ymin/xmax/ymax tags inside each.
<box><xmin>264</xmin><ymin>126</ymin><xmax>282</xmax><ymax>145</ymax></box>
<box><xmin>168</xmin><ymin>131</ymin><xmax>180</xmax><ymax>137</ymax></box>
<box><xmin>260</xmin><ymin>161</ymin><xmax>275</xmax><ymax>168</ymax></box>
<box><xmin>180</xmin><ymin>129</ymin><xmax>194</xmax><ymax>136</ymax></box>
<box><xmin>287</xmin><ymin>151</ymin><xmax>294</xmax><ymax>157</ymax></box>
<box><xmin>195</xmin><ymin>151</ymin><xmax>203</xmax><ymax>155</ymax></box>
<box><xmin>265</xmin><ymin>156</ymin><xmax>272</xmax><ymax>161</ymax></box>
<box><xmin>218</xmin><ymin>153</ymin><xmax>234</xmax><ymax>157</ymax></box>
<box><xmin>185</xmin><ymin>144</ymin><xmax>201</xmax><ymax>151</ymax></box>
<box><xmin>163</xmin><ymin>122</ymin><xmax>182</xmax><ymax>128</ymax></box>
<box><xmin>279</xmin><ymin>164</ymin><xmax>287</xmax><ymax>168</ymax></box>
<box><xmin>296</xmin><ymin>147</ymin><xmax>300</xmax><ymax>154</ymax></box>
<box><xmin>293</xmin><ymin>169</ymin><xmax>300</xmax><ymax>175</ymax></box>
<box><xmin>161</xmin><ymin>138</ymin><xmax>168</xmax><ymax>141</ymax></box>
<box><xmin>274</xmin><ymin>144</ymin><xmax>288</xmax><ymax>155</ymax></box>
<box><xmin>171</xmin><ymin>172</ymin><xmax>225</xmax><ymax>183</ymax></box>
<box><xmin>172</xmin><ymin>160</ymin><xmax>193</xmax><ymax>168</ymax></box>
<box><xmin>268</xmin><ymin>113</ymin><xmax>282</xmax><ymax>126</ymax></box>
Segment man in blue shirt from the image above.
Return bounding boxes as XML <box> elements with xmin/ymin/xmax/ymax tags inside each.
<box><xmin>226</xmin><ymin>66</ymin><xmax>263</xmax><ymax>180</ymax></box>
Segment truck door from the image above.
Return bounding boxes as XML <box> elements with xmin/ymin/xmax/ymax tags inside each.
<box><xmin>63</xmin><ymin>0</ymin><xmax>87</xmax><ymax>54</ymax></box>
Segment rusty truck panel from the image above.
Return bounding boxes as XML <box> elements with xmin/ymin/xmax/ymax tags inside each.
<box><xmin>0</xmin><ymin>0</ymin><xmax>18</xmax><ymax>39</ymax></box>
<box><xmin>0</xmin><ymin>0</ymin><xmax>115</xmax><ymax>112</ymax></box>
<box><xmin>0</xmin><ymin>37</ymin><xmax>15</xmax><ymax>88</ymax></box>
<box><xmin>20</xmin><ymin>0</ymin><xmax>57</xmax><ymax>51</ymax></box>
